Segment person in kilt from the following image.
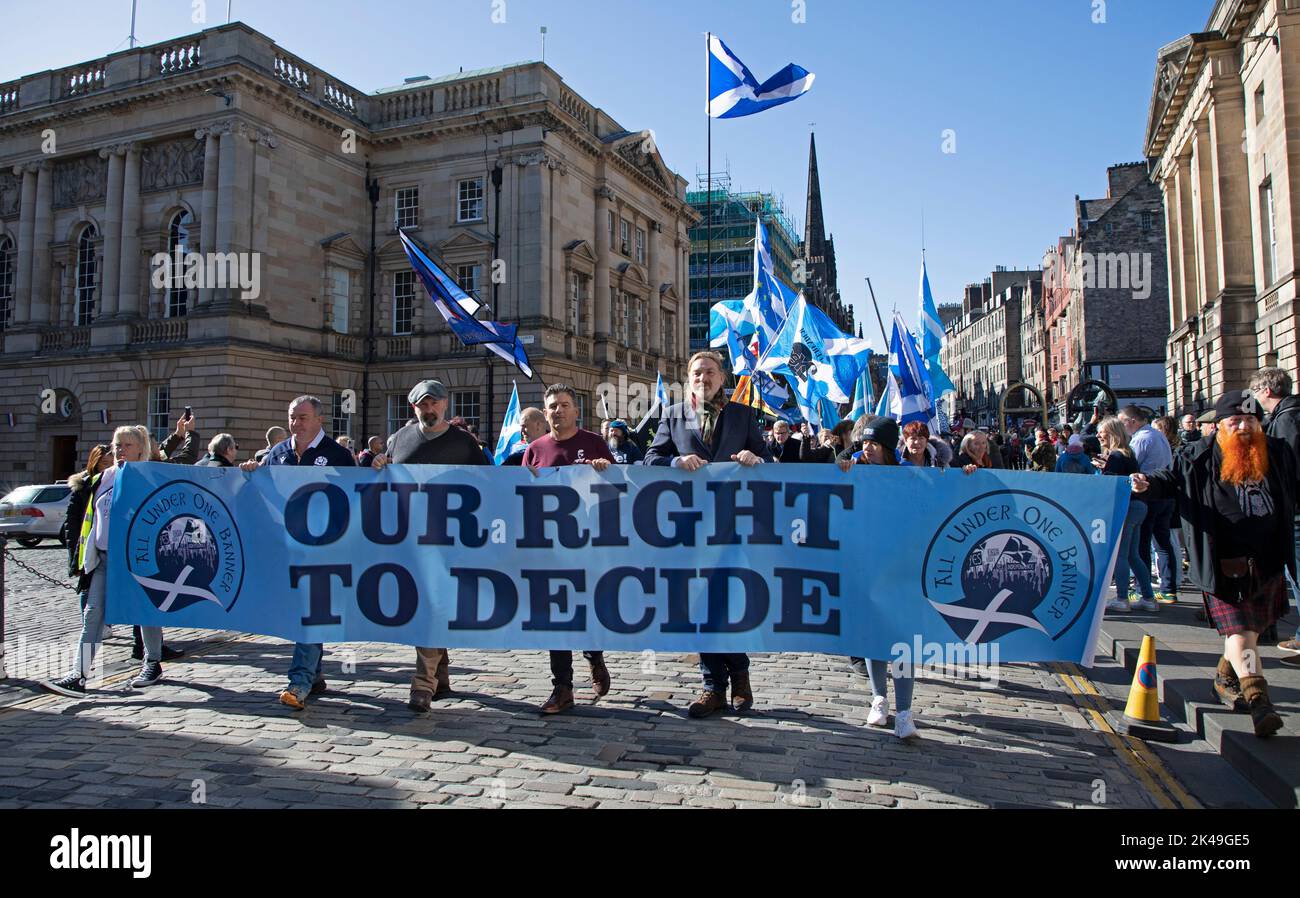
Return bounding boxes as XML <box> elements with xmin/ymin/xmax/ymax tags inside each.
<box><xmin>1132</xmin><ymin>391</ymin><xmax>1293</xmax><ymax>737</ymax></box>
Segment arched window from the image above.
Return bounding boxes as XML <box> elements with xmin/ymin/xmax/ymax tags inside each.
<box><xmin>167</xmin><ymin>210</ymin><xmax>191</xmax><ymax>317</ymax></box>
<box><xmin>76</xmin><ymin>226</ymin><xmax>98</xmax><ymax>326</ymax></box>
<box><xmin>0</xmin><ymin>236</ymin><xmax>13</xmax><ymax>331</ymax></box>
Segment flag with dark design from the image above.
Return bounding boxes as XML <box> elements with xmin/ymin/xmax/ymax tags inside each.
<box><xmin>398</xmin><ymin>230</ymin><xmax>533</xmax><ymax>378</ymax></box>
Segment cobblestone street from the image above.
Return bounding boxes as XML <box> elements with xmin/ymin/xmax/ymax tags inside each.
<box><xmin>0</xmin><ymin>543</ymin><xmax>1187</xmax><ymax>809</ymax></box>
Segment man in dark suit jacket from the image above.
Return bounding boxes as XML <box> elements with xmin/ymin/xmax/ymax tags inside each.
<box><xmin>644</xmin><ymin>350</ymin><xmax>772</xmax><ymax>718</ymax></box>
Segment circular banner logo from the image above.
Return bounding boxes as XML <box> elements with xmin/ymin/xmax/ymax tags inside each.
<box><xmin>124</xmin><ymin>482</ymin><xmax>245</xmax><ymax>614</ymax></box>
<box><xmin>921</xmin><ymin>490</ymin><xmax>1095</xmax><ymax>644</ymax></box>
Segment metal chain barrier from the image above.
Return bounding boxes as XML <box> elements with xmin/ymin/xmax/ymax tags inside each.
<box><xmin>1</xmin><ymin>547</ymin><xmax>78</xmax><ymax>592</ymax></box>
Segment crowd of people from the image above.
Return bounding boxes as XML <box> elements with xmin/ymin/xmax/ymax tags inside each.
<box><xmin>38</xmin><ymin>353</ymin><xmax>1300</xmax><ymax>739</ymax></box>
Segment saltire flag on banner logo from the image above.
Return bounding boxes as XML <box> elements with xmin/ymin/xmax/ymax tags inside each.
<box><xmin>887</xmin><ymin>312</ymin><xmax>939</xmax><ymax>430</ymax></box>
<box><xmin>708</xmin><ymin>35</ymin><xmax>815</xmax><ymax>119</ymax></box>
<box><xmin>758</xmin><ymin>294</ymin><xmax>871</xmax><ymax>428</ymax></box>
<box><xmin>398</xmin><ymin>230</ymin><xmax>533</xmax><ymax>378</ymax></box>
<box><xmin>918</xmin><ymin>261</ymin><xmax>956</xmax><ymax>397</ymax></box>
<box><xmin>493</xmin><ymin>381</ymin><xmax>522</xmax><ymax>465</ymax></box>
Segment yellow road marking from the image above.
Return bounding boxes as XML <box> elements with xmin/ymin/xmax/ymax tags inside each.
<box><xmin>1053</xmin><ymin>662</ymin><xmax>1199</xmax><ymax>809</ymax></box>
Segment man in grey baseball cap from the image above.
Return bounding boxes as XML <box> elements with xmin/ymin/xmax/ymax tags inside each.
<box><xmin>373</xmin><ymin>377</ymin><xmax>488</xmax><ymax>713</ymax></box>
<box><xmin>408</xmin><ymin>379</ymin><xmax>448</xmax><ymax>406</ymax></box>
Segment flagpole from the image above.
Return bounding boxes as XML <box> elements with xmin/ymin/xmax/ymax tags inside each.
<box><xmin>705</xmin><ymin>32</ymin><xmax>713</xmax><ymax>323</ymax></box>
<box><xmin>865</xmin><ymin>277</ymin><xmax>889</xmax><ymax>348</ymax></box>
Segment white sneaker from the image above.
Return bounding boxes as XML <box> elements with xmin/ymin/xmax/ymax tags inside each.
<box><xmin>1136</xmin><ymin>597</ymin><xmax>1159</xmax><ymax>613</ymax></box>
<box><xmin>867</xmin><ymin>695</ymin><xmax>889</xmax><ymax>727</ymax></box>
<box><xmin>1105</xmin><ymin>599</ymin><xmax>1130</xmax><ymax>613</ymax></box>
<box><xmin>895</xmin><ymin>710</ymin><xmax>919</xmax><ymax>740</ymax></box>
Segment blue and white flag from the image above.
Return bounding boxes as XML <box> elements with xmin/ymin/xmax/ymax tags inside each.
<box><xmin>729</xmin><ymin>218</ymin><xmax>798</xmax><ymax>376</ymax></box>
<box><xmin>918</xmin><ymin>261</ymin><xmax>955</xmax><ymax>397</ymax></box>
<box><xmin>847</xmin><ymin>366</ymin><xmax>875</xmax><ymax>421</ymax></box>
<box><xmin>707</xmin><ymin>35</ymin><xmax>815</xmax><ymax>119</ymax></box>
<box><xmin>654</xmin><ymin>371</ymin><xmax>670</xmax><ymax>411</ymax></box>
<box><xmin>399</xmin><ymin>231</ymin><xmax>533</xmax><ymax>378</ymax></box>
<box><xmin>888</xmin><ymin>312</ymin><xmax>939</xmax><ymax>430</ymax></box>
<box><xmin>758</xmin><ymin>294</ymin><xmax>871</xmax><ymax>427</ymax></box>
<box><xmin>709</xmin><ymin>299</ymin><xmax>753</xmax><ymax>371</ymax></box>
<box><xmin>875</xmin><ymin>370</ymin><xmax>895</xmax><ymax>418</ymax></box>
<box><xmin>493</xmin><ymin>382</ymin><xmax>522</xmax><ymax>465</ymax></box>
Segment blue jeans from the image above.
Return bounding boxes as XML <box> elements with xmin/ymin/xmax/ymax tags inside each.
<box><xmin>699</xmin><ymin>653</ymin><xmax>749</xmax><ymax>691</ymax></box>
<box><xmin>867</xmin><ymin>658</ymin><xmax>914</xmax><ymax>713</ymax></box>
<box><xmin>1140</xmin><ymin>498</ymin><xmax>1175</xmax><ymax>592</ymax></box>
<box><xmin>74</xmin><ymin>565</ymin><xmax>161</xmax><ymax>678</ymax></box>
<box><xmin>1116</xmin><ymin>500</ymin><xmax>1153</xmax><ymax>600</ymax></box>
<box><xmin>287</xmin><ymin>643</ymin><xmax>324</xmax><ymax>693</ymax></box>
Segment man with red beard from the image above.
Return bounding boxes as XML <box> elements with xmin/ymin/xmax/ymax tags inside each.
<box><xmin>1132</xmin><ymin>391</ymin><xmax>1295</xmax><ymax>737</ymax></box>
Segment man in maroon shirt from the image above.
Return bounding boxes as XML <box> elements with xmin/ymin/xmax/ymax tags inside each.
<box><xmin>521</xmin><ymin>384</ymin><xmax>616</xmax><ymax>713</ymax></box>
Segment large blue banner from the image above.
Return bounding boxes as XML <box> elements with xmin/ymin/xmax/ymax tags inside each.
<box><xmin>106</xmin><ymin>462</ymin><xmax>1129</xmax><ymax>664</ymax></box>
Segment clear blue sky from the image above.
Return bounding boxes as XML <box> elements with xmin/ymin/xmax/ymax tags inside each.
<box><xmin>4</xmin><ymin>0</ymin><xmax>1207</xmax><ymax>344</ymax></box>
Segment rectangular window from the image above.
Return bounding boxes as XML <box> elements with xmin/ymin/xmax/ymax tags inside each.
<box><xmin>76</xmin><ymin>235</ymin><xmax>97</xmax><ymax>327</ymax></box>
<box><xmin>148</xmin><ymin>384</ymin><xmax>170</xmax><ymax>446</ymax></box>
<box><xmin>1255</xmin><ymin>84</ymin><xmax>1265</xmax><ymax>126</ymax></box>
<box><xmin>452</xmin><ymin>390</ymin><xmax>481</xmax><ymax>432</ymax></box>
<box><xmin>1141</xmin><ymin>210</ymin><xmax>1155</xmax><ymax>232</ymax></box>
<box><xmin>328</xmin><ymin>266</ymin><xmax>350</xmax><ymax>334</ymax></box>
<box><xmin>457</xmin><ymin>177</ymin><xmax>484</xmax><ymax>222</ymax></box>
<box><xmin>628</xmin><ymin>295</ymin><xmax>640</xmax><ymax>349</ymax></box>
<box><xmin>395</xmin><ymin>187</ymin><xmax>419</xmax><ymax>229</ymax></box>
<box><xmin>663</xmin><ymin>311</ymin><xmax>675</xmax><ymax>357</ymax></box>
<box><xmin>619</xmin><ymin>219</ymin><xmax>631</xmax><ymax>255</ymax></box>
<box><xmin>569</xmin><ymin>272</ymin><xmax>587</xmax><ymax>335</ymax></box>
<box><xmin>331</xmin><ymin>390</ymin><xmax>352</xmax><ymax>441</ymax></box>
<box><xmin>635</xmin><ymin>228</ymin><xmax>646</xmax><ymax>265</ymax></box>
<box><xmin>456</xmin><ymin>263</ymin><xmax>482</xmax><ymax>301</ymax></box>
<box><xmin>0</xmin><ymin>240</ymin><xmax>12</xmax><ymax>331</ymax></box>
<box><xmin>386</xmin><ymin>393</ymin><xmax>409</xmax><ymax>440</ymax></box>
<box><xmin>1261</xmin><ymin>179</ymin><xmax>1278</xmax><ymax>287</ymax></box>
<box><xmin>607</xmin><ymin>210</ymin><xmax>615</xmax><ymax>246</ymax></box>
<box><xmin>393</xmin><ymin>270</ymin><xmax>415</xmax><ymax>335</ymax></box>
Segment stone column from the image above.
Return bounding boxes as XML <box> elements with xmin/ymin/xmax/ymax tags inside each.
<box><xmin>12</xmin><ymin>164</ymin><xmax>36</xmax><ymax>324</ymax></box>
<box><xmin>1160</xmin><ymin>176</ymin><xmax>1182</xmax><ymax>327</ymax></box>
<box><xmin>594</xmin><ymin>185</ymin><xmax>612</xmax><ymax>340</ymax></box>
<box><xmin>30</xmin><ymin>161</ymin><xmax>54</xmax><ymax>324</ymax></box>
<box><xmin>1192</xmin><ymin>126</ymin><xmax>1220</xmax><ymax>304</ymax></box>
<box><xmin>215</xmin><ymin>122</ymin><xmax>240</xmax><ymax>305</ymax></box>
<box><xmin>647</xmin><ymin>219</ymin><xmax>661</xmax><ymax>354</ymax></box>
<box><xmin>196</xmin><ymin>127</ymin><xmax>220</xmax><ymax>308</ymax></box>
<box><xmin>1205</xmin><ymin>78</ymin><xmax>1252</xmax><ymax>290</ymax></box>
<box><xmin>118</xmin><ymin>143</ymin><xmax>142</xmax><ymax>316</ymax></box>
<box><xmin>99</xmin><ymin>146</ymin><xmax>124</xmax><ymax>317</ymax></box>
<box><xmin>1173</xmin><ymin>154</ymin><xmax>1197</xmax><ymax>319</ymax></box>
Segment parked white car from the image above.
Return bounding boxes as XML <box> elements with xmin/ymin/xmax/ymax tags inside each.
<box><xmin>0</xmin><ymin>483</ymin><xmax>72</xmax><ymax>548</ymax></box>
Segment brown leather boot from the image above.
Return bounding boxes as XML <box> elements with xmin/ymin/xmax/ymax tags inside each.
<box><xmin>730</xmin><ymin>672</ymin><xmax>754</xmax><ymax>713</ymax></box>
<box><xmin>1212</xmin><ymin>656</ymin><xmax>1245</xmax><ymax>712</ymax></box>
<box><xmin>1240</xmin><ymin>675</ymin><xmax>1282</xmax><ymax>738</ymax></box>
<box><xmin>688</xmin><ymin>689</ymin><xmax>726</xmax><ymax>719</ymax></box>
<box><xmin>540</xmin><ymin>685</ymin><xmax>575</xmax><ymax>715</ymax></box>
<box><xmin>589</xmin><ymin>656</ymin><xmax>611</xmax><ymax>698</ymax></box>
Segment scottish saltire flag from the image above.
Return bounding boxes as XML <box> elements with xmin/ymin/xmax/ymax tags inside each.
<box><xmin>493</xmin><ymin>382</ymin><xmax>523</xmax><ymax>465</ymax></box>
<box><xmin>725</xmin><ymin>218</ymin><xmax>798</xmax><ymax>376</ymax></box>
<box><xmin>874</xmin><ymin>370</ymin><xmax>895</xmax><ymax>418</ymax></box>
<box><xmin>654</xmin><ymin>372</ymin><xmax>670</xmax><ymax>411</ymax></box>
<box><xmin>847</xmin><ymin>367</ymin><xmax>875</xmax><ymax>421</ymax></box>
<box><xmin>759</xmin><ymin>295</ymin><xmax>871</xmax><ymax>426</ymax></box>
<box><xmin>709</xmin><ymin>299</ymin><xmax>753</xmax><ymax>371</ymax></box>
<box><xmin>888</xmin><ymin>313</ymin><xmax>939</xmax><ymax>429</ymax></box>
<box><xmin>918</xmin><ymin>261</ymin><xmax>956</xmax><ymax>396</ymax></box>
<box><xmin>399</xmin><ymin>231</ymin><xmax>533</xmax><ymax>378</ymax></box>
<box><xmin>707</xmin><ymin>35</ymin><xmax>815</xmax><ymax>119</ymax></box>
<box><xmin>729</xmin><ymin>372</ymin><xmax>793</xmax><ymax>421</ymax></box>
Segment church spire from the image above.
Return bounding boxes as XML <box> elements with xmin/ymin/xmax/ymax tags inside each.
<box><xmin>804</xmin><ymin>132</ymin><xmax>826</xmax><ymax>257</ymax></box>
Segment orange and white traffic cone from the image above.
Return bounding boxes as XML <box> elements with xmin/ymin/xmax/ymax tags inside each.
<box><xmin>1118</xmin><ymin>635</ymin><xmax>1180</xmax><ymax>742</ymax></box>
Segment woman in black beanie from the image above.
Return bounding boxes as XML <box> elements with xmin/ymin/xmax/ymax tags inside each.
<box><xmin>837</xmin><ymin>415</ymin><xmax>917</xmax><ymax>739</ymax></box>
